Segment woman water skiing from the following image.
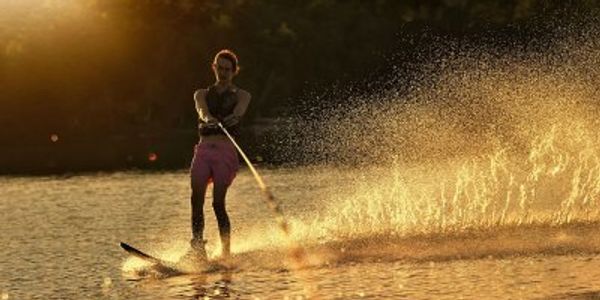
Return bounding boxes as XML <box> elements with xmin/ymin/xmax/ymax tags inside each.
<box><xmin>185</xmin><ymin>49</ymin><xmax>251</xmax><ymax>262</ymax></box>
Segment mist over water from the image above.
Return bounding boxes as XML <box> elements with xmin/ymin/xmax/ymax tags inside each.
<box><xmin>252</xmin><ymin>22</ymin><xmax>600</xmax><ymax>261</ymax></box>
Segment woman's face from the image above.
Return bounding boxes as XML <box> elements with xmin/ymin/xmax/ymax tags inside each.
<box><xmin>213</xmin><ymin>57</ymin><xmax>235</xmax><ymax>82</ymax></box>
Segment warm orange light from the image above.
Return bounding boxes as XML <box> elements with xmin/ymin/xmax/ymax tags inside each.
<box><xmin>50</xmin><ymin>134</ymin><xmax>59</xmax><ymax>142</ymax></box>
<box><xmin>148</xmin><ymin>152</ymin><xmax>158</xmax><ymax>162</ymax></box>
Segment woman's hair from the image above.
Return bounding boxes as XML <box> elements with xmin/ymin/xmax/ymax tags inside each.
<box><xmin>213</xmin><ymin>49</ymin><xmax>239</xmax><ymax>73</ymax></box>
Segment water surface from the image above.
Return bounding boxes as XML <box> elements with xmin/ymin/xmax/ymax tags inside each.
<box><xmin>2</xmin><ymin>168</ymin><xmax>600</xmax><ymax>299</ymax></box>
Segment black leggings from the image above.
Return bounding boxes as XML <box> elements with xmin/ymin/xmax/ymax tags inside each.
<box><xmin>191</xmin><ymin>183</ymin><xmax>231</xmax><ymax>242</ymax></box>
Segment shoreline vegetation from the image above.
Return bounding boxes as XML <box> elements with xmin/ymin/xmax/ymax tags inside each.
<box><xmin>2</xmin><ymin>1</ymin><xmax>599</xmax><ymax>175</ymax></box>
<box><xmin>0</xmin><ymin>119</ymin><xmax>279</xmax><ymax>175</ymax></box>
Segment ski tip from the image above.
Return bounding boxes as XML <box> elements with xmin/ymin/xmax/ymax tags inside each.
<box><xmin>120</xmin><ymin>242</ymin><xmax>137</xmax><ymax>253</ymax></box>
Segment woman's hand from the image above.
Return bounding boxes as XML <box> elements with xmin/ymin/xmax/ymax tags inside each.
<box><xmin>205</xmin><ymin>116</ymin><xmax>219</xmax><ymax>128</ymax></box>
<box><xmin>222</xmin><ymin>114</ymin><xmax>239</xmax><ymax>127</ymax></box>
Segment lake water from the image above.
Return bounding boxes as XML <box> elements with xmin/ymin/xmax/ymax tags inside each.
<box><xmin>2</xmin><ymin>165</ymin><xmax>600</xmax><ymax>299</ymax></box>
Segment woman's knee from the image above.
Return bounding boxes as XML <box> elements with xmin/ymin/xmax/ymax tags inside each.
<box><xmin>212</xmin><ymin>198</ymin><xmax>226</xmax><ymax>211</ymax></box>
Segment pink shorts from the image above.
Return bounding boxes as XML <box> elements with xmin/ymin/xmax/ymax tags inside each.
<box><xmin>190</xmin><ymin>140</ymin><xmax>239</xmax><ymax>187</ymax></box>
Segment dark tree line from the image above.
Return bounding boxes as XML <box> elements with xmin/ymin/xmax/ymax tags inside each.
<box><xmin>0</xmin><ymin>0</ymin><xmax>598</xmax><ymax>172</ymax></box>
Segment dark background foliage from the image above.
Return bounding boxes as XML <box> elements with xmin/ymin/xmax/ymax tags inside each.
<box><xmin>1</xmin><ymin>0</ymin><xmax>598</xmax><ymax>173</ymax></box>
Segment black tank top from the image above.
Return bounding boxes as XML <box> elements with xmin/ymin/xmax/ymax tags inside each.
<box><xmin>198</xmin><ymin>85</ymin><xmax>240</xmax><ymax>136</ymax></box>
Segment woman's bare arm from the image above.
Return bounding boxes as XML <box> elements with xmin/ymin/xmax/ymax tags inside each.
<box><xmin>194</xmin><ymin>89</ymin><xmax>216</xmax><ymax>122</ymax></box>
<box><xmin>232</xmin><ymin>89</ymin><xmax>251</xmax><ymax>117</ymax></box>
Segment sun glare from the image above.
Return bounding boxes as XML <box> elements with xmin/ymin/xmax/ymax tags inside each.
<box><xmin>0</xmin><ymin>0</ymin><xmax>97</xmax><ymax>28</ymax></box>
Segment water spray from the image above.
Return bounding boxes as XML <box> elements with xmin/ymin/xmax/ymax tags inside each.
<box><xmin>217</xmin><ymin>123</ymin><xmax>307</xmax><ymax>265</ymax></box>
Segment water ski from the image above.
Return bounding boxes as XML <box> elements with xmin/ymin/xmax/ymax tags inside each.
<box><xmin>120</xmin><ymin>242</ymin><xmax>186</xmax><ymax>275</ymax></box>
<box><xmin>120</xmin><ymin>242</ymin><xmax>229</xmax><ymax>275</ymax></box>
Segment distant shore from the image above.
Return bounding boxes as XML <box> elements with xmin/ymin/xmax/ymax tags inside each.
<box><xmin>0</xmin><ymin>119</ymin><xmax>280</xmax><ymax>176</ymax></box>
